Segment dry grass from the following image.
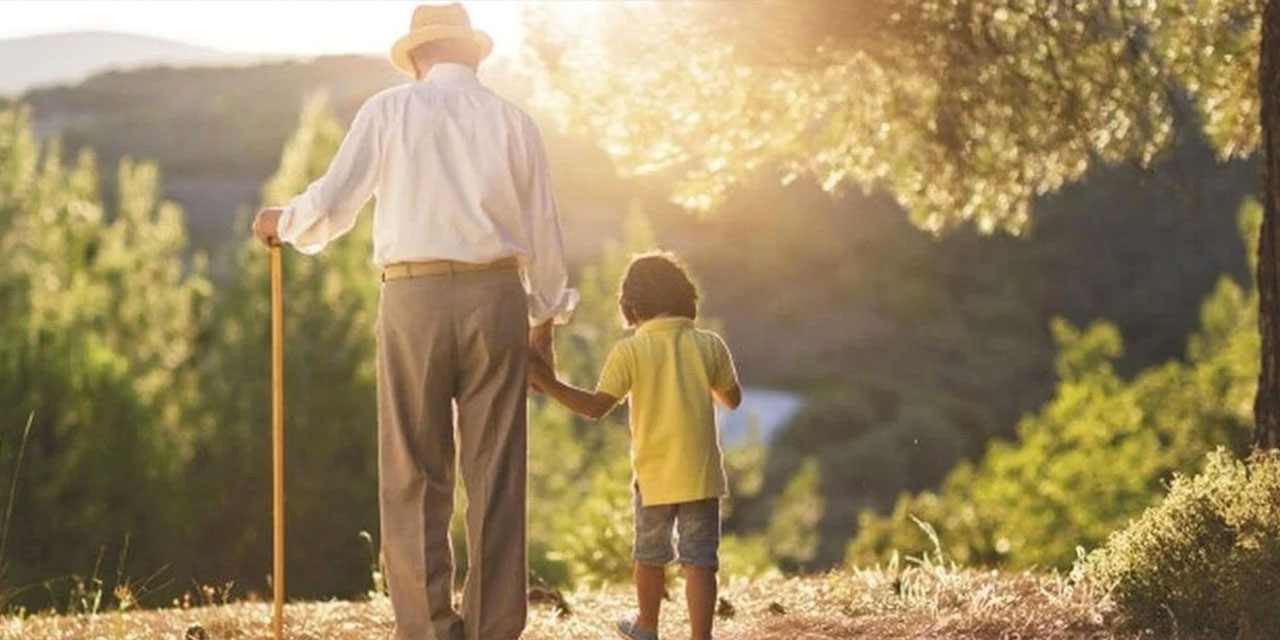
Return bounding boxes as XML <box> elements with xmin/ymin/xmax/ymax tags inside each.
<box><xmin>0</xmin><ymin>565</ymin><xmax>1159</xmax><ymax>640</ymax></box>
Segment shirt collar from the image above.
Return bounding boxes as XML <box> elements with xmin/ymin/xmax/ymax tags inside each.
<box><xmin>636</xmin><ymin>317</ymin><xmax>695</xmax><ymax>334</ymax></box>
<box><xmin>423</xmin><ymin>62</ymin><xmax>480</xmax><ymax>87</ymax></box>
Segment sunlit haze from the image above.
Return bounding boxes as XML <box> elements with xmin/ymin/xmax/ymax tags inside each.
<box><xmin>0</xmin><ymin>2</ymin><xmax>1272</xmax><ymax>638</ymax></box>
<box><xmin>0</xmin><ymin>1</ymin><xmax>531</xmax><ymax>57</ymax></box>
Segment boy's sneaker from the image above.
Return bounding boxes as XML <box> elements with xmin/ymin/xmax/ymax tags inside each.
<box><xmin>615</xmin><ymin>616</ymin><xmax>659</xmax><ymax>640</ymax></box>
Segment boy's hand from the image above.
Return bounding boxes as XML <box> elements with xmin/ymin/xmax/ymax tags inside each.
<box><xmin>524</xmin><ymin>352</ymin><xmax>617</xmax><ymax>421</ymax></box>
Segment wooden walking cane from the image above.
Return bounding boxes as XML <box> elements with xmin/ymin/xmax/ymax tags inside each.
<box><xmin>270</xmin><ymin>243</ymin><xmax>285</xmax><ymax>640</ymax></box>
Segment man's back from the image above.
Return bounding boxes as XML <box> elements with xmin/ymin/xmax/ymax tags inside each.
<box><xmin>365</xmin><ymin>64</ymin><xmax>542</xmax><ymax>266</ymax></box>
<box><xmin>276</xmin><ymin>61</ymin><xmax>576</xmax><ymax>324</ymax></box>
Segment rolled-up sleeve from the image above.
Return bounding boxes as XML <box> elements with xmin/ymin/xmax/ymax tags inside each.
<box><xmin>277</xmin><ymin>99</ymin><xmax>382</xmax><ymax>254</ymax></box>
<box><xmin>517</xmin><ymin>115</ymin><xmax>579</xmax><ymax>325</ymax></box>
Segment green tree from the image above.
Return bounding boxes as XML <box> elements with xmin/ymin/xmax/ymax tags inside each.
<box><xmin>0</xmin><ymin>106</ymin><xmax>208</xmax><ymax>606</ymax></box>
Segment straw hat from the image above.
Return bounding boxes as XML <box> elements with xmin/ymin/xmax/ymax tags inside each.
<box><xmin>390</xmin><ymin>3</ymin><xmax>493</xmax><ymax>75</ymax></box>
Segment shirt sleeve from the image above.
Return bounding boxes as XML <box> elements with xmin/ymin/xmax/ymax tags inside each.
<box><xmin>277</xmin><ymin>98</ymin><xmax>382</xmax><ymax>254</ymax></box>
<box><xmin>596</xmin><ymin>341</ymin><xmax>633</xmax><ymax>400</ymax></box>
<box><xmin>710</xmin><ymin>333</ymin><xmax>740</xmax><ymax>393</ymax></box>
<box><xmin>516</xmin><ymin>113</ymin><xmax>579</xmax><ymax>326</ymax></box>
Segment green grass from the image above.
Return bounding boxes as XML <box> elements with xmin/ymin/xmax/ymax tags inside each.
<box><xmin>0</xmin><ymin>564</ymin><xmax>1156</xmax><ymax>640</ymax></box>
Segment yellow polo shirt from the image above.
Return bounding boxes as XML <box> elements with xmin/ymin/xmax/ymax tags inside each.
<box><xmin>597</xmin><ymin>317</ymin><xmax>739</xmax><ymax>506</ymax></box>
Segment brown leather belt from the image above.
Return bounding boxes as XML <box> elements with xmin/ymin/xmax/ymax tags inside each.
<box><xmin>381</xmin><ymin>257</ymin><xmax>520</xmax><ymax>282</ymax></box>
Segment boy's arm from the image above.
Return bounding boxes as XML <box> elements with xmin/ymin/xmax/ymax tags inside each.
<box><xmin>710</xmin><ymin>334</ymin><xmax>742</xmax><ymax>410</ymax></box>
<box><xmin>529</xmin><ymin>355</ymin><xmax>619</xmax><ymax>421</ymax></box>
<box><xmin>713</xmin><ymin>384</ymin><xmax>742</xmax><ymax>410</ymax></box>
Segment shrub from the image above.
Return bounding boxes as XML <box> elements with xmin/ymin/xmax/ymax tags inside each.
<box><xmin>1086</xmin><ymin>448</ymin><xmax>1280</xmax><ymax>638</ymax></box>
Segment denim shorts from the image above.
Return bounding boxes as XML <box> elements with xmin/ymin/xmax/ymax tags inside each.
<box><xmin>632</xmin><ymin>485</ymin><xmax>720</xmax><ymax>568</ymax></box>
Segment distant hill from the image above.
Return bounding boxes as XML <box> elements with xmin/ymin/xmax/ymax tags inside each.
<box><xmin>0</xmin><ymin>31</ymin><xmax>256</xmax><ymax>95</ymax></box>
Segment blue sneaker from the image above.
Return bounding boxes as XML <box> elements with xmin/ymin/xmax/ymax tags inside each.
<box><xmin>616</xmin><ymin>616</ymin><xmax>659</xmax><ymax>640</ymax></box>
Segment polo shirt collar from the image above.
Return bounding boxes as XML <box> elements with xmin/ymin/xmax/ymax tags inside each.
<box><xmin>636</xmin><ymin>317</ymin><xmax>694</xmax><ymax>334</ymax></box>
<box><xmin>424</xmin><ymin>62</ymin><xmax>479</xmax><ymax>87</ymax></box>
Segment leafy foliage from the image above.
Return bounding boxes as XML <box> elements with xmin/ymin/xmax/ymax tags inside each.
<box><xmin>526</xmin><ymin>1</ymin><xmax>1260</xmax><ymax>232</ymax></box>
<box><xmin>1087</xmin><ymin>448</ymin><xmax>1280</xmax><ymax>638</ymax></box>
<box><xmin>0</xmin><ymin>106</ymin><xmax>209</xmax><ymax>605</ymax></box>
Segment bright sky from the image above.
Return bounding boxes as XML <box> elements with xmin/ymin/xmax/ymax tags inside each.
<box><xmin>0</xmin><ymin>1</ymin><xmax>534</xmax><ymax>57</ymax></box>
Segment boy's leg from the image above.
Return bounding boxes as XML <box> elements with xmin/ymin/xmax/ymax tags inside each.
<box><xmin>675</xmin><ymin>499</ymin><xmax>721</xmax><ymax>640</ymax></box>
<box><xmin>634</xmin><ymin>562</ymin><xmax>665</xmax><ymax>631</ymax></box>
<box><xmin>632</xmin><ymin>486</ymin><xmax>677</xmax><ymax>634</ymax></box>
<box><xmin>683</xmin><ymin>566</ymin><xmax>716</xmax><ymax>640</ymax></box>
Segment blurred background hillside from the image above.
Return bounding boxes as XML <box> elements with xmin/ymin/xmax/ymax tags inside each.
<box><xmin>0</xmin><ymin>3</ymin><xmax>1267</xmax><ymax>621</ymax></box>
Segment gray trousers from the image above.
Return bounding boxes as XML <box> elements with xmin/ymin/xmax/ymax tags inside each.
<box><xmin>376</xmin><ymin>269</ymin><xmax>529</xmax><ymax>640</ymax></box>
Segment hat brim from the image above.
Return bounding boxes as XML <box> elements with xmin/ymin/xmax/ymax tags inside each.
<box><xmin>390</xmin><ymin>26</ymin><xmax>493</xmax><ymax>75</ymax></box>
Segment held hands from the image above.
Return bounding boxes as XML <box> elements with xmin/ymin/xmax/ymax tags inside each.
<box><xmin>527</xmin><ymin>320</ymin><xmax>557</xmax><ymax>394</ymax></box>
<box><xmin>528</xmin><ymin>321</ymin><xmax>554</xmax><ymax>369</ymax></box>
<box><xmin>527</xmin><ymin>350</ymin><xmax>556</xmax><ymax>394</ymax></box>
<box><xmin>253</xmin><ymin>207</ymin><xmax>284</xmax><ymax>248</ymax></box>
<box><xmin>525</xmin><ymin>339</ymin><xmax>614</xmax><ymax>421</ymax></box>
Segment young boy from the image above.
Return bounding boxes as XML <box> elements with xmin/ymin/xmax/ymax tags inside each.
<box><xmin>529</xmin><ymin>252</ymin><xmax>741</xmax><ymax>640</ymax></box>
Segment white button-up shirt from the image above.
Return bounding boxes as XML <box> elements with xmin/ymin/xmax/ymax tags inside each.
<box><xmin>277</xmin><ymin>63</ymin><xmax>578</xmax><ymax>325</ymax></box>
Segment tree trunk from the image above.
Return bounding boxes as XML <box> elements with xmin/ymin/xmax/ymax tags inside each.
<box><xmin>1256</xmin><ymin>0</ymin><xmax>1280</xmax><ymax>449</ymax></box>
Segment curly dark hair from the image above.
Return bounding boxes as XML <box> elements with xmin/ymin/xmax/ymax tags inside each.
<box><xmin>618</xmin><ymin>252</ymin><xmax>699</xmax><ymax>327</ymax></box>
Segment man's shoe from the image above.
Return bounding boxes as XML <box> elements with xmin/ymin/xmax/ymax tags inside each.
<box><xmin>615</xmin><ymin>616</ymin><xmax>659</xmax><ymax>640</ymax></box>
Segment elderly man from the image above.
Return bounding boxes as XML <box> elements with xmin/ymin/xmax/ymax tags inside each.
<box><xmin>251</xmin><ymin>4</ymin><xmax>577</xmax><ymax>639</ymax></box>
